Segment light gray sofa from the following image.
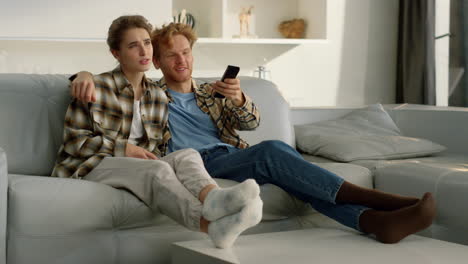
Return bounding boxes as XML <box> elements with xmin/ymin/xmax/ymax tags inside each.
<box><xmin>292</xmin><ymin>105</ymin><xmax>468</xmax><ymax>246</ymax></box>
<box><xmin>2</xmin><ymin>73</ymin><xmax>467</xmax><ymax>264</ymax></box>
<box><xmin>0</xmin><ymin>74</ymin><xmax>371</xmax><ymax>264</ymax></box>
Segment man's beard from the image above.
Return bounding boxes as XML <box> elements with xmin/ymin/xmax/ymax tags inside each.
<box><xmin>167</xmin><ymin>69</ymin><xmax>191</xmax><ymax>83</ymax></box>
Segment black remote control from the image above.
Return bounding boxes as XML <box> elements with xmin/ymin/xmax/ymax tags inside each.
<box><xmin>214</xmin><ymin>65</ymin><xmax>240</xmax><ymax>98</ymax></box>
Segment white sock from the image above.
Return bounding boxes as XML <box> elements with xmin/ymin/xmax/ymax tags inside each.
<box><xmin>202</xmin><ymin>179</ymin><xmax>260</xmax><ymax>221</ymax></box>
<box><xmin>208</xmin><ymin>197</ymin><xmax>263</xmax><ymax>249</ymax></box>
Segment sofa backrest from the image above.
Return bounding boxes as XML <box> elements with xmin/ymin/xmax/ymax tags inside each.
<box><xmin>291</xmin><ymin>104</ymin><xmax>468</xmax><ymax>156</ymax></box>
<box><xmin>388</xmin><ymin>104</ymin><xmax>468</xmax><ymax>155</ymax></box>
<box><xmin>0</xmin><ymin>74</ymin><xmax>293</xmax><ymax>176</ymax></box>
<box><xmin>196</xmin><ymin>77</ymin><xmax>294</xmax><ymax>147</ymax></box>
<box><xmin>0</xmin><ymin>74</ymin><xmax>70</xmax><ymax>176</ymax></box>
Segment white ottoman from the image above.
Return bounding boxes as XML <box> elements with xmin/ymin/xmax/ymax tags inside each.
<box><xmin>172</xmin><ymin>228</ymin><xmax>468</xmax><ymax>264</ymax></box>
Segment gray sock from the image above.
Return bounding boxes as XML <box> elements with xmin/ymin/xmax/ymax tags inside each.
<box><xmin>202</xmin><ymin>179</ymin><xmax>260</xmax><ymax>221</ymax></box>
<box><xmin>208</xmin><ymin>197</ymin><xmax>263</xmax><ymax>248</ymax></box>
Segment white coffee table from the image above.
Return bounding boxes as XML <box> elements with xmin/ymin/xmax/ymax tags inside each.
<box><xmin>171</xmin><ymin>228</ymin><xmax>468</xmax><ymax>264</ymax></box>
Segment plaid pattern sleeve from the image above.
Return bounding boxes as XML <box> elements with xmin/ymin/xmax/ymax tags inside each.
<box><xmin>51</xmin><ymin>98</ymin><xmax>117</xmax><ymax>178</ymax></box>
<box><xmin>224</xmin><ymin>93</ymin><xmax>260</xmax><ymax>131</ymax></box>
<box><xmin>52</xmin><ymin>67</ymin><xmax>167</xmax><ymax>178</ymax></box>
<box><xmin>193</xmin><ymin>80</ymin><xmax>260</xmax><ymax>149</ymax></box>
<box><xmin>63</xmin><ymin>100</ymin><xmax>116</xmax><ymax>158</ymax></box>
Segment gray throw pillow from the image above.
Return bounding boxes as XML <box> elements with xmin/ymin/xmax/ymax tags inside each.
<box><xmin>295</xmin><ymin>104</ymin><xmax>446</xmax><ymax>162</ymax></box>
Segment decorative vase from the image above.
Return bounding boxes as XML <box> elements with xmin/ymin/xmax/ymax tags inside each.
<box><xmin>173</xmin><ymin>9</ymin><xmax>195</xmax><ymax>29</ymax></box>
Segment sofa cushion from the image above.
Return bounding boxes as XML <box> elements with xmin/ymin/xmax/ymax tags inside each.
<box><xmin>301</xmin><ymin>154</ymin><xmax>336</xmax><ymax>163</ymax></box>
<box><xmin>295</xmin><ymin>104</ymin><xmax>445</xmax><ymax>162</ymax></box>
<box><xmin>313</xmin><ymin>162</ymin><xmax>373</xmax><ymax>189</ymax></box>
<box><xmin>7</xmin><ymin>175</ymin><xmax>159</xmax><ymax>234</ymax></box>
<box><xmin>350</xmin><ymin>153</ymin><xmax>468</xmax><ymax>173</ymax></box>
<box><xmin>300</xmin><ymin>156</ymin><xmax>374</xmax><ymax>188</ymax></box>
<box><xmin>354</xmin><ymin>155</ymin><xmax>468</xmax><ymax>245</ymax></box>
<box><xmin>7</xmin><ymin>174</ymin><xmax>312</xmax><ymax>264</ymax></box>
<box><xmin>7</xmin><ymin>174</ymin><xmax>315</xmax><ymax>232</ymax></box>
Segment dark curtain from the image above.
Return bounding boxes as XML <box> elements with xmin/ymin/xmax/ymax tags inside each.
<box><xmin>448</xmin><ymin>0</ymin><xmax>467</xmax><ymax>107</ymax></box>
<box><xmin>464</xmin><ymin>1</ymin><xmax>468</xmax><ymax>106</ymax></box>
<box><xmin>396</xmin><ymin>0</ymin><xmax>436</xmax><ymax>105</ymax></box>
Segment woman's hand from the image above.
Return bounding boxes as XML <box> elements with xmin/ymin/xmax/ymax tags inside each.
<box><xmin>125</xmin><ymin>143</ymin><xmax>158</xmax><ymax>160</ymax></box>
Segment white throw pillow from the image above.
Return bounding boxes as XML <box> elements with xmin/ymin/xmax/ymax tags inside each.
<box><xmin>295</xmin><ymin>104</ymin><xmax>446</xmax><ymax>162</ymax></box>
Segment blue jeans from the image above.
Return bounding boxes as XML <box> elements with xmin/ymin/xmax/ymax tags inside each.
<box><xmin>199</xmin><ymin>140</ymin><xmax>369</xmax><ymax>231</ymax></box>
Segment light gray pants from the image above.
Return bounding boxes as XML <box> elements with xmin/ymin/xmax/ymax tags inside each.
<box><xmin>84</xmin><ymin>148</ymin><xmax>217</xmax><ymax>231</ymax></box>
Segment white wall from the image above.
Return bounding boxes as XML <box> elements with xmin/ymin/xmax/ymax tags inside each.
<box><xmin>0</xmin><ymin>0</ymin><xmax>399</xmax><ymax>107</ymax></box>
<box><xmin>435</xmin><ymin>0</ymin><xmax>451</xmax><ymax>106</ymax></box>
<box><xmin>0</xmin><ymin>0</ymin><xmax>171</xmax><ymax>38</ymax></box>
<box><xmin>0</xmin><ymin>0</ymin><xmax>171</xmax><ymax>77</ymax></box>
<box><xmin>266</xmin><ymin>0</ymin><xmax>399</xmax><ymax>107</ymax></box>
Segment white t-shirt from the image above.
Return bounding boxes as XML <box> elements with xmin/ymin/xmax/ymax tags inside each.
<box><xmin>128</xmin><ymin>100</ymin><xmax>145</xmax><ymax>145</ymax></box>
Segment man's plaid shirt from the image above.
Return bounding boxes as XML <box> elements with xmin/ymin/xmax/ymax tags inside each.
<box><xmin>159</xmin><ymin>77</ymin><xmax>260</xmax><ymax>149</ymax></box>
<box><xmin>52</xmin><ymin>68</ymin><xmax>260</xmax><ymax>178</ymax></box>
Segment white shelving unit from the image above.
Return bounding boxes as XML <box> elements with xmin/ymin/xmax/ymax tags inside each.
<box><xmin>173</xmin><ymin>0</ymin><xmax>327</xmax><ymax>44</ymax></box>
<box><xmin>197</xmin><ymin>37</ymin><xmax>327</xmax><ymax>44</ymax></box>
<box><xmin>0</xmin><ymin>0</ymin><xmax>327</xmax><ymax>46</ymax></box>
<box><xmin>0</xmin><ymin>37</ymin><xmax>327</xmax><ymax>45</ymax></box>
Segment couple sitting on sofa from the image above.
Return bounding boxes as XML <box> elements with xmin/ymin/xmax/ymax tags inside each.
<box><xmin>52</xmin><ymin>14</ymin><xmax>436</xmax><ymax>248</ymax></box>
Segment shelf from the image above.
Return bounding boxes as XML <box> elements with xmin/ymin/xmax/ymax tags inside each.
<box><xmin>0</xmin><ymin>37</ymin><xmax>327</xmax><ymax>45</ymax></box>
<box><xmin>197</xmin><ymin>37</ymin><xmax>327</xmax><ymax>45</ymax></box>
<box><xmin>2</xmin><ymin>0</ymin><xmax>328</xmax><ymax>45</ymax></box>
<box><xmin>173</xmin><ymin>0</ymin><xmax>327</xmax><ymax>40</ymax></box>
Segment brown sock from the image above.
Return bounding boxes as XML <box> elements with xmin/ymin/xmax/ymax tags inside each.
<box><xmin>336</xmin><ymin>181</ymin><xmax>419</xmax><ymax>211</ymax></box>
<box><xmin>359</xmin><ymin>192</ymin><xmax>436</xmax><ymax>244</ymax></box>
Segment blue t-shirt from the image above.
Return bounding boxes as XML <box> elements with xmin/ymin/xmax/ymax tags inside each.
<box><xmin>167</xmin><ymin>89</ymin><xmax>229</xmax><ymax>153</ymax></box>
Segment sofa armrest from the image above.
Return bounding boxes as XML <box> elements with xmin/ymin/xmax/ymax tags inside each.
<box><xmin>7</xmin><ymin>174</ymin><xmax>159</xmax><ymax>236</ymax></box>
<box><xmin>0</xmin><ymin>148</ymin><xmax>8</xmax><ymax>264</ymax></box>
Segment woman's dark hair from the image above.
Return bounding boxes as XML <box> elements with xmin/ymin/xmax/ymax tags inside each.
<box><xmin>107</xmin><ymin>15</ymin><xmax>153</xmax><ymax>50</ymax></box>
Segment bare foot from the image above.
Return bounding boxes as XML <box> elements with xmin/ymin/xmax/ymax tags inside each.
<box><xmin>360</xmin><ymin>193</ymin><xmax>436</xmax><ymax>244</ymax></box>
